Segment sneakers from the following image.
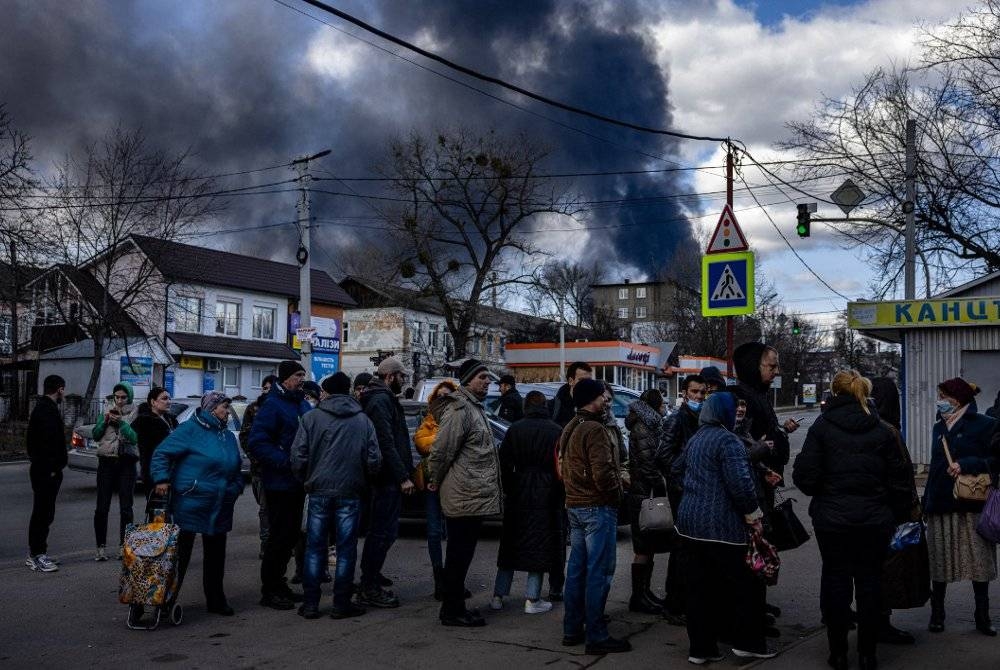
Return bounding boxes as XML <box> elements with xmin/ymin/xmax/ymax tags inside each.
<box><xmin>330</xmin><ymin>603</ymin><xmax>367</xmax><ymax>619</ymax></box>
<box><xmin>524</xmin><ymin>598</ymin><xmax>553</xmax><ymax>615</ymax></box>
<box><xmin>732</xmin><ymin>646</ymin><xmax>778</xmax><ymax>660</ymax></box>
<box><xmin>356</xmin><ymin>586</ymin><xmax>400</xmax><ymax>609</ymax></box>
<box><xmin>440</xmin><ymin>610</ymin><xmax>486</xmax><ymax>627</ymax></box>
<box><xmin>95</xmin><ymin>546</ymin><xmax>108</xmax><ymax>562</ymax></box>
<box><xmin>490</xmin><ymin>596</ymin><xmax>504</xmax><ymax>611</ymax></box>
<box><xmin>585</xmin><ymin>636</ymin><xmax>632</xmax><ymax>655</ymax></box>
<box><xmin>260</xmin><ymin>593</ymin><xmax>296</xmax><ymax>610</ymax></box>
<box><xmin>688</xmin><ymin>654</ymin><xmax>725</xmax><ymax>665</ymax></box>
<box><xmin>26</xmin><ymin>554</ymin><xmax>59</xmax><ymax>572</ymax></box>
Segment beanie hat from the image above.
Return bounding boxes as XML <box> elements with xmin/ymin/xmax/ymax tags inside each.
<box><xmin>573</xmin><ymin>378</ymin><xmax>605</xmax><ymax>409</ymax></box>
<box><xmin>278</xmin><ymin>360</ymin><xmax>305</xmax><ymax>382</ymax></box>
<box><xmin>200</xmin><ymin>391</ymin><xmax>231</xmax><ymax>414</ymax></box>
<box><xmin>302</xmin><ymin>381</ymin><xmax>321</xmax><ymax>400</ymax></box>
<box><xmin>938</xmin><ymin>377</ymin><xmax>976</xmax><ymax>407</ymax></box>
<box><xmin>377</xmin><ymin>357</ymin><xmax>404</xmax><ymax>377</ymax></box>
<box><xmin>353</xmin><ymin>372</ymin><xmax>373</xmax><ymax>389</ymax></box>
<box><xmin>458</xmin><ymin>358</ymin><xmax>489</xmax><ymax>385</ymax></box>
<box><xmin>700</xmin><ymin>366</ymin><xmax>727</xmax><ymax>388</ymax></box>
<box><xmin>322</xmin><ymin>372</ymin><xmax>352</xmax><ymax>396</ymax></box>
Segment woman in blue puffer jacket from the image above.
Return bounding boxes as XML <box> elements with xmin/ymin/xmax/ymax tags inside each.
<box><xmin>150</xmin><ymin>391</ymin><xmax>243</xmax><ymax>616</ymax></box>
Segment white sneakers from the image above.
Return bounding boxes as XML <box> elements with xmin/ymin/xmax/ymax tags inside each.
<box><xmin>688</xmin><ymin>654</ymin><xmax>725</xmax><ymax>665</ymax></box>
<box><xmin>490</xmin><ymin>596</ymin><xmax>504</xmax><ymax>611</ymax></box>
<box><xmin>732</xmin><ymin>647</ymin><xmax>778</xmax><ymax>660</ymax></box>
<box><xmin>26</xmin><ymin>554</ymin><xmax>59</xmax><ymax>572</ymax></box>
<box><xmin>95</xmin><ymin>546</ymin><xmax>108</xmax><ymax>562</ymax></box>
<box><xmin>524</xmin><ymin>598</ymin><xmax>553</xmax><ymax>615</ymax></box>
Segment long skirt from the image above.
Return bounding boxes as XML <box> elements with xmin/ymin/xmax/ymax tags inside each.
<box><xmin>926</xmin><ymin>512</ymin><xmax>997</xmax><ymax>583</ymax></box>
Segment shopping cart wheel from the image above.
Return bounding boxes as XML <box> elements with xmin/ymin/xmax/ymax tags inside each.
<box><xmin>169</xmin><ymin>603</ymin><xmax>183</xmax><ymax>626</ymax></box>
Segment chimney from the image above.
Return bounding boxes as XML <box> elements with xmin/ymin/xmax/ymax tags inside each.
<box><xmin>624</xmin><ymin>277</ymin><xmax>630</xmax><ymax>284</ymax></box>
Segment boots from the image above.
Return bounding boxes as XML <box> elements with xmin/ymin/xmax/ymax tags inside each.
<box><xmin>974</xmin><ymin>581</ymin><xmax>997</xmax><ymax>636</ymax></box>
<box><xmin>628</xmin><ymin>564</ymin><xmax>662</xmax><ymax>614</ymax></box>
<box><xmin>928</xmin><ymin>581</ymin><xmax>946</xmax><ymax>633</ymax></box>
<box><xmin>433</xmin><ymin>567</ymin><xmax>445</xmax><ymax>602</ymax></box>
<box><xmin>644</xmin><ymin>559</ymin><xmax>666</xmax><ymax>608</ymax></box>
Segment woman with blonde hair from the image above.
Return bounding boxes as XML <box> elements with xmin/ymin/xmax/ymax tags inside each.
<box><xmin>793</xmin><ymin>370</ymin><xmax>914</xmax><ymax>670</ymax></box>
<box><xmin>924</xmin><ymin>376</ymin><xmax>1000</xmax><ymax>636</ymax></box>
<box><xmin>414</xmin><ymin>379</ymin><xmax>458</xmax><ymax>600</ymax></box>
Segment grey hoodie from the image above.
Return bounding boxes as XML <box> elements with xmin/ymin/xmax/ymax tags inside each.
<box><xmin>291</xmin><ymin>394</ymin><xmax>381</xmax><ymax>498</ymax></box>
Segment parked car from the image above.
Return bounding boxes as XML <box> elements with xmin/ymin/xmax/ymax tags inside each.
<box><xmin>68</xmin><ymin>398</ymin><xmax>251</xmax><ymax>481</ymax></box>
<box><xmin>819</xmin><ymin>390</ymin><xmax>833</xmax><ymax>412</ymax></box>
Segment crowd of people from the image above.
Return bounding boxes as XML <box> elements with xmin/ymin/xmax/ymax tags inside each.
<box><xmin>22</xmin><ymin>342</ymin><xmax>1000</xmax><ymax>662</ymax></box>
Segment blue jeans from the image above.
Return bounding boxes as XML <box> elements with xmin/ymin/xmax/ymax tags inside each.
<box><xmin>426</xmin><ymin>490</ymin><xmax>446</xmax><ymax>568</ymax></box>
<box><xmin>494</xmin><ymin>569</ymin><xmax>543</xmax><ymax>600</ymax></box>
<box><xmin>563</xmin><ymin>506</ymin><xmax>618</xmax><ymax>643</ymax></box>
<box><xmin>304</xmin><ymin>495</ymin><xmax>360</xmax><ymax>609</ymax></box>
<box><xmin>360</xmin><ymin>483</ymin><xmax>401</xmax><ymax>590</ymax></box>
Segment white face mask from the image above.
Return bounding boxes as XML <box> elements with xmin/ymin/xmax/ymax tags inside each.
<box><xmin>307</xmin><ymin>399</ymin><xmax>318</xmax><ymax>409</ymax></box>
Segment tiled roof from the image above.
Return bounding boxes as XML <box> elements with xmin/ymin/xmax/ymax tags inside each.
<box><xmin>131</xmin><ymin>235</ymin><xmax>356</xmax><ymax>307</ymax></box>
<box><xmin>167</xmin><ymin>331</ymin><xmax>299</xmax><ymax>361</ymax></box>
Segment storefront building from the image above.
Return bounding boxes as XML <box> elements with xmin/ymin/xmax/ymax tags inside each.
<box><xmin>504</xmin><ymin>341</ymin><xmax>666</xmax><ymax>393</ymax></box>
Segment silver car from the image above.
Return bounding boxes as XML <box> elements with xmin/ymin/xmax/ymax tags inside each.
<box><xmin>68</xmin><ymin>399</ymin><xmax>250</xmax><ymax>481</ymax></box>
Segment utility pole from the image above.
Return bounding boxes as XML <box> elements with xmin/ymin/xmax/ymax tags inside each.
<box><xmin>558</xmin><ymin>294</ymin><xmax>566</xmax><ymax>380</ymax></box>
<box><xmin>9</xmin><ymin>241</ymin><xmax>19</xmax><ymax>418</ymax></box>
<box><xmin>292</xmin><ymin>149</ymin><xmax>331</xmax><ymax>379</ymax></box>
<box><xmin>725</xmin><ymin>143</ymin><xmax>735</xmax><ymax>377</ymax></box>
<box><xmin>904</xmin><ymin>119</ymin><xmax>917</xmax><ymax>299</ymax></box>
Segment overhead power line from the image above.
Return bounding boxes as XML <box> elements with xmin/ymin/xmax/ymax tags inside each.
<box><xmin>294</xmin><ymin>0</ymin><xmax>731</xmax><ymax>143</ymax></box>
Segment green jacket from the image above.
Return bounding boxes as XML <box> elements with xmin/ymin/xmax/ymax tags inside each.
<box><xmin>93</xmin><ymin>382</ymin><xmax>138</xmax><ymax>458</ymax></box>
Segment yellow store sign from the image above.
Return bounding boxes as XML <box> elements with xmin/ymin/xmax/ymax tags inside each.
<box><xmin>848</xmin><ymin>298</ymin><xmax>1000</xmax><ymax>329</ymax></box>
<box><xmin>179</xmin><ymin>356</ymin><xmax>204</xmax><ymax>369</ymax></box>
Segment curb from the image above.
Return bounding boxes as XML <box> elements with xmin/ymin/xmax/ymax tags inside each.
<box><xmin>0</xmin><ymin>459</ymin><xmax>29</xmax><ymax>466</ymax></box>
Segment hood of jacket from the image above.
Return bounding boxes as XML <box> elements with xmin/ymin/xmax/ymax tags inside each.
<box><xmin>821</xmin><ymin>394</ymin><xmax>880</xmax><ymax>433</ymax></box>
<box><xmin>429</xmin><ymin>393</ymin><xmax>456</xmax><ymax>421</ymax></box>
<box><xmin>317</xmin><ymin>394</ymin><xmax>363</xmax><ymax>418</ymax></box>
<box><xmin>699</xmin><ymin>392</ymin><xmax>736</xmax><ymax>431</ymax></box>
<box><xmin>524</xmin><ymin>404</ymin><xmax>550</xmax><ymax>420</ymax></box>
<box><xmin>626</xmin><ymin>399</ymin><xmax>662</xmax><ymax>431</ymax></box>
<box><xmin>113</xmin><ymin>381</ymin><xmax>134</xmax><ymax>404</ymax></box>
<box><xmin>194</xmin><ymin>408</ymin><xmax>228</xmax><ymax>431</ymax></box>
<box><xmin>733</xmin><ymin>341</ymin><xmax>767</xmax><ymax>391</ymax></box>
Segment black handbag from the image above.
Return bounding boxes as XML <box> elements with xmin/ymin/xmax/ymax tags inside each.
<box><xmin>882</xmin><ymin>527</ymin><xmax>931</xmax><ymax>609</ymax></box>
<box><xmin>765</xmin><ymin>493</ymin><xmax>811</xmax><ymax>551</ymax></box>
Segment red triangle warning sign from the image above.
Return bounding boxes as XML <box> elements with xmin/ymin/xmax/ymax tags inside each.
<box><xmin>706</xmin><ymin>204</ymin><xmax>749</xmax><ymax>254</ymax></box>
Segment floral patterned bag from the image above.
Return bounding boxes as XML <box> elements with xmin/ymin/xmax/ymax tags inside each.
<box><xmin>745</xmin><ymin>528</ymin><xmax>780</xmax><ymax>586</ymax></box>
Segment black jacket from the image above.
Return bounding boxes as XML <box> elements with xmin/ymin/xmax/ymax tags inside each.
<box><xmin>923</xmin><ymin>410</ymin><xmax>1000</xmax><ymax>515</ymax></box>
<box><xmin>792</xmin><ymin>395</ymin><xmax>914</xmax><ymax>532</ymax></box>
<box><xmin>361</xmin><ymin>379</ymin><xmax>414</xmax><ymax>486</ymax></box>
<box><xmin>625</xmin><ymin>400</ymin><xmax>669</xmax><ymax>498</ymax></box>
<box><xmin>731</xmin><ymin>342</ymin><xmax>789</xmax><ymax>477</ymax></box>
<box><xmin>497</xmin><ymin>389</ymin><xmax>524</xmax><ymax>423</ymax></box>
<box><xmin>27</xmin><ymin>396</ymin><xmax>66</xmax><ymax>471</ymax></box>
<box><xmin>551</xmin><ymin>383</ymin><xmax>575</xmax><ymax>427</ymax></box>
<box><xmin>664</xmin><ymin>404</ymin><xmax>700</xmax><ymax>492</ymax></box>
<box><xmin>131</xmin><ymin>403</ymin><xmax>178</xmax><ymax>484</ymax></box>
<box><xmin>497</xmin><ymin>405</ymin><xmax>564</xmax><ymax>572</ymax></box>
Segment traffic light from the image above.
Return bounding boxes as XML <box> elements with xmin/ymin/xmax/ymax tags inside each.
<box><xmin>792</xmin><ymin>319</ymin><xmax>801</xmax><ymax>335</ymax></box>
<box><xmin>796</xmin><ymin>204</ymin><xmax>811</xmax><ymax>237</ymax></box>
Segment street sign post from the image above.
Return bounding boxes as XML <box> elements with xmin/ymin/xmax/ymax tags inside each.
<box><xmin>701</xmin><ymin>251</ymin><xmax>755</xmax><ymax>316</ymax></box>
<box><xmin>831</xmin><ymin>179</ymin><xmax>866</xmax><ymax>216</ymax></box>
<box><xmin>706</xmin><ymin>203</ymin><xmax>749</xmax><ymax>254</ymax></box>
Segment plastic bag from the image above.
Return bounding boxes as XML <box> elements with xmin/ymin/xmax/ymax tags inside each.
<box><xmin>889</xmin><ymin>521</ymin><xmax>924</xmax><ymax>552</ymax></box>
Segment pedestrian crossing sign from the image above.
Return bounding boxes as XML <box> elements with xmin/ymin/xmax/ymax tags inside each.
<box><xmin>702</xmin><ymin>251</ymin><xmax>754</xmax><ymax>316</ymax></box>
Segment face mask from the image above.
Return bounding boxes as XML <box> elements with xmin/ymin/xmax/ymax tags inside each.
<box><xmin>935</xmin><ymin>400</ymin><xmax>954</xmax><ymax>415</ymax></box>
<box><xmin>687</xmin><ymin>400</ymin><xmax>702</xmax><ymax>412</ymax></box>
<box><xmin>308</xmin><ymin>399</ymin><xmax>318</xmax><ymax>409</ymax></box>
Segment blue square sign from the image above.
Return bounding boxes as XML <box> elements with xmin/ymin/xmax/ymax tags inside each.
<box><xmin>702</xmin><ymin>251</ymin><xmax>754</xmax><ymax>316</ymax></box>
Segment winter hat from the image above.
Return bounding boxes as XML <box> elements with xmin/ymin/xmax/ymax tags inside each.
<box><xmin>573</xmin><ymin>378</ymin><xmax>605</xmax><ymax>409</ymax></box>
<box><xmin>200</xmin><ymin>391</ymin><xmax>231</xmax><ymax>414</ymax></box>
<box><xmin>278</xmin><ymin>360</ymin><xmax>305</xmax><ymax>382</ymax></box>
<box><xmin>112</xmin><ymin>381</ymin><xmax>134</xmax><ymax>404</ymax></box>
<box><xmin>322</xmin><ymin>372</ymin><xmax>352</xmax><ymax>396</ymax></box>
<box><xmin>353</xmin><ymin>372</ymin><xmax>373</xmax><ymax>389</ymax></box>
<box><xmin>498</xmin><ymin>374</ymin><xmax>517</xmax><ymax>386</ymax></box>
<box><xmin>458</xmin><ymin>358</ymin><xmax>489</xmax><ymax>385</ymax></box>
<box><xmin>302</xmin><ymin>381</ymin><xmax>321</xmax><ymax>400</ymax></box>
<box><xmin>700</xmin><ymin>366</ymin><xmax>727</xmax><ymax>388</ymax></box>
<box><xmin>938</xmin><ymin>377</ymin><xmax>976</xmax><ymax>406</ymax></box>
<box><xmin>377</xmin><ymin>357</ymin><xmax>405</xmax><ymax>377</ymax></box>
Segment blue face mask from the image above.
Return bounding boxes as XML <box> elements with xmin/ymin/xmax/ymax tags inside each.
<box><xmin>936</xmin><ymin>400</ymin><xmax>955</xmax><ymax>415</ymax></box>
<box><xmin>687</xmin><ymin>400</ymin><xmax>703</xmax><ymax>412</ymax></box>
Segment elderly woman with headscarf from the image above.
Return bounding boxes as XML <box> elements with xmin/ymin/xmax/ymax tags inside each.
<box><xmin>924</xmin><ymin>377</ymin><xmax>1000</xmax><ymax>636</ymax></box>
<box><xmin>675</xmin><ymin>392</ymin><xmax>776</xmax><ymax>664</ymax></box>
<box><xmin>150</xmin><ymin>391</ymin><xmax>244</xmax><ymax>616</ymax></box>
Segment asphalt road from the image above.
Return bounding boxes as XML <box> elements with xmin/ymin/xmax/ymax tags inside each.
<box><xmin>3</xmin><ymin>407</ymin><xmax>981</xmax><ymax>669</ymax></box>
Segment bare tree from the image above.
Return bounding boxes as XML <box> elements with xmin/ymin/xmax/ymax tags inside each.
<box><xmin>44</xmin><ymin>126</ymin><xmax>223</xmax><ymax>406</ymax></box>
<box><xmin>780</xmin><ymin>5</ymin><xmax>1000</xmax><ymax>297</ymax></box>
<box><xmin>382</xmin><ymin>128</ymin><xmax>578</xmax><ymax>358</ymax></box>
<box><xmin>530</xmin><ymin>259</ymin><xmax>605</xmax><ymax>328</ymax></box>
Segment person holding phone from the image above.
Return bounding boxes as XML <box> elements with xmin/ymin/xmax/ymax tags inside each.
<box><xmin>92</xmin><ymin>382</ymin><xmax>138</xmax><ymax>561</ymax></box>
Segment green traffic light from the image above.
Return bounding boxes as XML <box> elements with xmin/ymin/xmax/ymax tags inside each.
<box><xmin>796</xmin><ymin>224</ymin><xmax>807</xmax><ymax>236</ymax></box>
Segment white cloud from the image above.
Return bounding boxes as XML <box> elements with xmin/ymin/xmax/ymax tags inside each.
<box><xmin>305</xmin><ymin>29</ymin><xmax>366</xmax><ymax>82</ymax></box>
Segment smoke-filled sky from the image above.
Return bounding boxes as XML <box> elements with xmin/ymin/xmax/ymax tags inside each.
<box><xmin>0</xmin><ymin>0</ymin><xmax>970</xmax><ymax>322</ymax></box>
